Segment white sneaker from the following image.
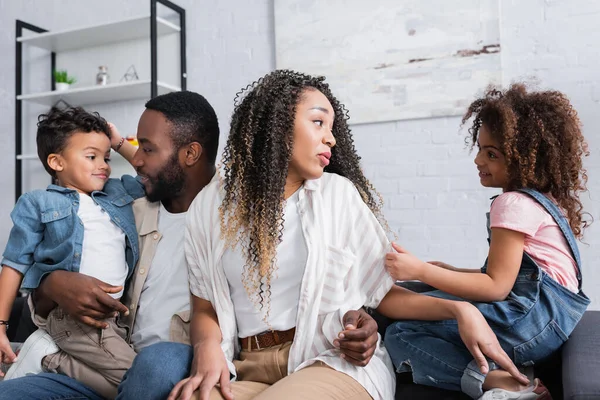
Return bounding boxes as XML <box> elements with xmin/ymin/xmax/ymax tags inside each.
<box><xmin>3</xmin><ymin>329</ymin><xmax>59</xmax><ymax>380</ymax></box>
<box><xmin>478</xmin><ymin>379</ymin><xmax>552</xmax><ymax>399</ymax></box>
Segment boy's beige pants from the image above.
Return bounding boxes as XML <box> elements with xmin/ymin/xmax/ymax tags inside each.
<box><xmin>36</xmin><ymin>307</ymin><xmax>136</xmax><ymax>399</ymax></box>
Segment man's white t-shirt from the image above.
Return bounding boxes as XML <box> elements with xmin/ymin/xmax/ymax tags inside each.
<box><xmin>130</xmin><ymin>202</ymin><xmax>189</xmax><ymax>350</ymax></box>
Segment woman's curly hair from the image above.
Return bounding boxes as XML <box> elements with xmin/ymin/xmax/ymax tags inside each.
<box><xmin>220</xmin><ymin>69</ymin><xmax>385</xmax><ymax>319</ymax></box>
<box><xmin>462</xmin><ymin>83</ymin><xmax>590</xmax><ymax>238</ymax></box>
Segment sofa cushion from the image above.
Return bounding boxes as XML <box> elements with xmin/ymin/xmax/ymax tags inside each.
<box><xmin>562</xmin><ymin>310</ymin><xmax>600</xmax><ymax>400</ymax></box>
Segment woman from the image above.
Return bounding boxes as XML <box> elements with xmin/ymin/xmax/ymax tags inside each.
<box><xmin>170</xmin><ymin>70</ymin><xmax>528</xmax><ymax>400</ymax></box>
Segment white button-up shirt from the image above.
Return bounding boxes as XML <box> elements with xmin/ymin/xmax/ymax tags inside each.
<box><xmin>186</xmin><ymin>172</ymin><xmax>396</xmax><ymax>400</ymax></box>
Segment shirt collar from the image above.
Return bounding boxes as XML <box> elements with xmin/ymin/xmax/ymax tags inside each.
<box><xmin>303</xmin><ymin>177</ymin><xmax>321</xmax><ymax>191</ymax></box>
<box><xmin>137</xmin><ymin>198</ymin><xmax>160</xmax><ymax>236</ymax></box>
<box><xmin>46</xmin><ymin>184</ymin><xmax>107</xmax><ymax>196</ymax></box>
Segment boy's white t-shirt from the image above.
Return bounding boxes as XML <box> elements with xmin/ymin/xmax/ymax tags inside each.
<box><xmin>77</xmin><ymin>193</ymin><xmax>128</xmax><ymax>298</ymax></box>
<box><xmin>489</xmin><ymin>191</ymin><xmax>579</xmax><ymax>292</ymax></box>
<box><xmin>130</xmin><ymin>203</ymin><xmax>189</xmax><ymax>351</ymax></box>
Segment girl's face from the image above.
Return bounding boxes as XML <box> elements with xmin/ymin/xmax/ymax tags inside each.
<box><xmin>474</xmin><ymin>124</ymin><xmax>509</xmax><ymax>190</ymax></box>
<box><xmin>287</xmin><ymin>88</ymin><xmax>336</xmax><ymax>183</ymax></box>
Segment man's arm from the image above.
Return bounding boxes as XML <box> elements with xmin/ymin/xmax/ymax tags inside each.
<box><xmin>33</xmin><ymin>271</ymin><xmax>129</xmax><ymax>329</ymax></box>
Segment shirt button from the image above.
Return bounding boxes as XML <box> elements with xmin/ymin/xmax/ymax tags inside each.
<box><xmin>153</xmin><ymin>233</ymin><xmax>159</xmax><ymax>240</ymax></box>
<box><xmin>139</xmin><ymin>268</ymin><xmax>146</xmax><ymax>275</ymax></box>
<box><xmin>130</xmin><ymin>304</ymin><xmax>136</xmax><ymax>310</ymax></box>
<box><xmin>74</xmin><ymin>253</ymin><xmax>80</xmax><ymax>258</ymax></box>
<box><xmin>53</xmin><ymin>211</ymin><xmax>59</xmax><ymax>217</ymax></box>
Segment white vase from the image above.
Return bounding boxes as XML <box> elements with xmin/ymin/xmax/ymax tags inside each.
<box><xmin>55</xmin><ymin>82</ymin><xmax>70</xmax><ymax>91</ymax></box>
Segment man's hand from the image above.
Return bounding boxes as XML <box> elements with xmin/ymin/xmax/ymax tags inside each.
<box><xmin>334</xmin><ymin>309</ymin><xmax>379</xmax><ymax>367</ymax></box>
<box><xmin>36</xmin><ymin>270</ymin><xmax>129</xmax><ymax>329</ymax></box>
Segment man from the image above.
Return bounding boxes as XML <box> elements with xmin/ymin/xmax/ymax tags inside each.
<box><xmin>0</xmin><ymin>91</ymin><xmax>380</xmax><ymax>399</ymax></box>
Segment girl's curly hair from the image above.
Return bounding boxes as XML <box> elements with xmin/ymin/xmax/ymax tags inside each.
<box><xmin>462</xmin><ymin>83</ymin><xmax>590</xmax><ymax>238</ymax></box>
<box><xmin>220</xmin><ymin>69</ymin><xmax>385</xmax><ymax>319</ymax></box>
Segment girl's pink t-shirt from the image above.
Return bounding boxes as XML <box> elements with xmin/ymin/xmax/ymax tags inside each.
<box><xmin>489</xmin><ymin>192</ymin><xmax>579</xmax><ymax>293</ymax></box>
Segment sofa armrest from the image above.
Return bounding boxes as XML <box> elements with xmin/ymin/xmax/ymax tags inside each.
<box><xmin>562</xmin><ymin>310</ymin><xmax>600</xmax><ymax>400</ymax></box>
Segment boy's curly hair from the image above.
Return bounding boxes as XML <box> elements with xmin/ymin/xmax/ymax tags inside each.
<box><xmin>37</xmin><ymin>107</ymin><xmax>110</xmax><ymax>178</ymax></box>
<box><xmin>462</xmin><ymin>83</ymin><xmax>590</xmax><ymax>238</ymax></box>
<box><xmin>220</xmin><ymin>69</ymin><xmax>385</xmax><ymax>318</ymax></box>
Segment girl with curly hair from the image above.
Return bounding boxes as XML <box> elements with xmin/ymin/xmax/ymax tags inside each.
<box><xmin>384</xmin><ymin>83</ymin><xmax>591</xmax><ymax>399</ymax></box>
<box><xmin>171</xmin><ymin>71</ymin><xmax>528</xmax><ymax>400</ymax></box>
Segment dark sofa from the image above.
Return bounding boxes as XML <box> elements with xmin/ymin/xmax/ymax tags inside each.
<box><xmin>374</xmin><ymin>282</ymin><xmax>600</xmax><ymax>400</ymax></box>
<box><xmin>7</xmin><ymin>291</ymin><xmax>600</xmax><ymax>400</ymax></box>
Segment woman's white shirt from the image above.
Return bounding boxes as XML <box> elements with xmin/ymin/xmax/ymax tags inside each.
<box><xmin>185</xmin><ymin>172</ymin><xmax>396</xmax><ymax>400</ymax></box>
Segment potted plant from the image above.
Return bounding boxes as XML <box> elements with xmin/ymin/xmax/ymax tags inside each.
<box><xmin>53</xmin><ymin>70</ymin><xmax>76</xmax><ymax>91</ymax></box>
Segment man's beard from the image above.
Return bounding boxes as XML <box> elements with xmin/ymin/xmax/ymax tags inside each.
<box><xmin>144</xmin><ymin>154</ymin><xmax>186</xmax><ymax>203</ymax></box>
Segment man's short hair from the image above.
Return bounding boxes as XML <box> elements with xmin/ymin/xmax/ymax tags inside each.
<box><xmin>145</xmin><ymin>91</ymin><xmax>220</xmax><ymax>163</ymax></box>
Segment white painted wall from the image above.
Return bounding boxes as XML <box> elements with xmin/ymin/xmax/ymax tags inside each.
<box><xmin>0</xmin><ymin>0</ymin><xmax>598</xmax><ymax>308</ymax></box>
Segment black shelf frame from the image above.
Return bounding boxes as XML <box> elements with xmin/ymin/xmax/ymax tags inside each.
<box><xmin>14</xmin><ymin>0</ymin><xmax>186</xmax><ymax>202</ymax></box>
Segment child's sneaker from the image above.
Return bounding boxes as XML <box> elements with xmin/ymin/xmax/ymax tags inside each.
<box><xmin>3</xmin><ymin>329</ymin><xmax>59</xmax><ymax>380</ymax></box>
<box><xmin>478</xmin><ymin>379</ymin><xmax>552</xmax><ymax>399</ymax></box>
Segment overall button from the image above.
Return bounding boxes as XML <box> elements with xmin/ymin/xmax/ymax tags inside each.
<box><xmin>530</xmin><ymin>272</ymin><xmax>539</xmax><ymax>280</ymax></box>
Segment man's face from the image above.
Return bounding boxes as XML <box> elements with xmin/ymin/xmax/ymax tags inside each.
<box><xmin>132</xmin><ymin>109</ymin><xmax>186</xmax><ymax>203</ymax></box>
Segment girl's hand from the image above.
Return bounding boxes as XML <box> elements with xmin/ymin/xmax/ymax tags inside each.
<box><xmin>427</xmin><ymin>261</ymin><xmax>457</xmax><ymax>271</ymax></box>
<box><xmin>454</xmin><ymin>303</ymin><xmax>529</xmax><ymax>385</ymax></box>
<box><xmin>385</xmin><ymin>243</ymin><xmax>426</xmax><ymax>281</ymax></box>
<box><xmin>0</xmin><ymin>330</ymin><xmax>17</xmax><ymax>377</ymax></box>
<box><xmin>107</xmin><ymin>123</ymin><xmax>124</xmax><ymax>151</ymax></box>
<box><xmin>167</xmin><ymin>339</ymin><xmax>234</xmax><ymax>400</ymax></box>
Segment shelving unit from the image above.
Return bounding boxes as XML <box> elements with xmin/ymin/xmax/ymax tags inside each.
<box><xmin>17</xmin><ymin>80</ymin><xmax>181</xmax><ymax>107</ymax></box>
<box><xmin>16</xmin><ymin>15</ymin><xmax>180</xmax><ymax>53</ymax></box>
<box><xmin>14</xmin><ymin>0</ymin><xmax>186</xmax><ymax>202</ymax></box>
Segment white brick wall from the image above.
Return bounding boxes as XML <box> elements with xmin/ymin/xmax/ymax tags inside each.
<box><xmin>0</xmin><ymin>0</ymin><xmax>598</xmax><ymax>308</ymax></box>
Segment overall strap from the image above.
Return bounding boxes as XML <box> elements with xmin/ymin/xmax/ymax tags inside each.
<box><xmin>517</xmin><ymin>189</ymin><xmax>583</xmax><ymax>288</ymax></box>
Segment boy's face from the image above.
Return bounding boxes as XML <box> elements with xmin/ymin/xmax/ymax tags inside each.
<box><xmin>49</xmin><ymin>131</ymin><xmax>112</xmax><ymax>194</ymax></box>
<box><xmin>133</xmin><ymin>109</ymin><xmax>185</xmax><ymax>202</ymax></box>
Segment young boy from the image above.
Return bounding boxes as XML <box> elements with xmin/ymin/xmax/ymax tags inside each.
<box><xmin>0</xmin><ymin>107</ymin><xmax>143</xmax><ymax>398</ymax></box>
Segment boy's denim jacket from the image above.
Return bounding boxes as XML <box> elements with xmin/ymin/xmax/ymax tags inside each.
<box><xmin>1</xmin><ymin>175</ymin><xmax>145</xmax><ymax>290</ymax></box>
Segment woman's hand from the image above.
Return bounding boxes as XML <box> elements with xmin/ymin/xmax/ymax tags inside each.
<box><xmin>167</xmin><ymin>339</ymin><xmax>234</xmax><ymax>400</ymax></box>
<box><xmin>454</xmin><ymin>303</ymin><xmax>529</xmax><ymax>384</ymax></box>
